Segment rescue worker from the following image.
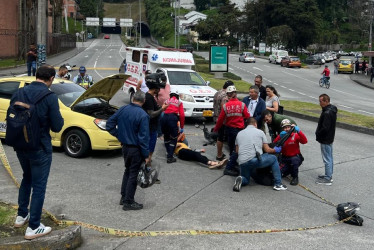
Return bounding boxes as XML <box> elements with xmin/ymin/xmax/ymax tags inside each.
<box><xmin>73</xmin><ymin>66</ymin><xmax>93</xmax><ymax>89</ymax></box>
<box><xmin>213</xmin><ymin>85</ymin><xmax>250</xmax><ymax>176</ymax></box>
<box><xmin>161</xmin><ymin>90</ymin><xmax>185</xmax><ymax>163</ymax></box>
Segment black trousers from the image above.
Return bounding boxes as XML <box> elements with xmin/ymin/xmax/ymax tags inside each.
<box><xmin>121</xmin><ymin>146</ymin><xmax>142</xmax><ymax>203</ymax></box>
<box><xmin>178</xmin><ymin>148</ymin><xmax>209</xmax><ymax>165</ymax></box>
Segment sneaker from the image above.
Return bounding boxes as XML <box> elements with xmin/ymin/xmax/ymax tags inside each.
<box><xmin>167</xmin><ymin>157</ymin><xmax>177</xmax><ymax>164</ymax></box>
<box><xmin>318</xmin><ymin>175</ymin><xmax>333</xmax><ymax>182</ymax></box>
<box><xmin>14</xmin><ymin>214</ymin><xmax>30</xmax><ymax>228</ymax></box>
<box><xmin>233</xmin><ymin>176</ymin><xmax>242</xmax><ymax>192</ymax></box>
<box><xmin>273</xmin><ymin>184</ymin><xmax>287</xmax><ymax>191</ymax></box>
<box><xmin>223</xmin><ymin>168</ymin><xmax>239</xmax><ymax>177</ymax></box>
<box><xmin>123</xmin><ymin>201</ymin><xmax>143</xmax><ymax>211</ymax></box>
<box><xmin>316</xmin><ymin>178</ymin><xmax>332</xmax><ymax>185</ymax></box>
<box><xmin>290</xmin><ymin>177</ymin><xmax>299</xmax><ymax>186</ymax></box>
<box><xmin>216</xmin><ymin>153</ymin><xmax>226</xmax><ymax>161</ymax></box>
<box><xmin>24</xmin><ymin>223</ymin><xmax>52</xmax><ymax>240</ymax></box>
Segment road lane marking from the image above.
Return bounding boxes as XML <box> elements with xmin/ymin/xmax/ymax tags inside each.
<box><xmin>339</xmin><ymin>105</ymin><xmax>353</xmax><ymax>109</ymax></box>
<box><xmin>358</xmin><ymin>110</ymin><xmax>374</xmax><ymax>115</ymax></box>
<box><xmin>253</xmin><ymin>67</ymin><xmax>263</xmax><ymax>71</ymax></box>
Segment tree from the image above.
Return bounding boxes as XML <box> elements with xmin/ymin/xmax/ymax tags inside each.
<box><xmin>194</xmin><ymin>0</ymin><xmax>210</xmax><ymax>11</ymax></box>
<box><xmin>77</xmin><ymin>0</ymin><xmax>104</xmax><ymax>18</ymax></box>
<box><xmin>266</xmin><ymin>25</ymin><xmax>294</xmax><ymax>50</ymax></box>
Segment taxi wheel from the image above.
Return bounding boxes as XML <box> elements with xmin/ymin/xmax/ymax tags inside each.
<box><xmin>129</xmin><ymin>91</ymin><xmax>135</xmax><ymax>103</ymax></box>
<box><xmin>63</xmin><ymin>129</ymin><xmax>91</xmax><ymax>158</ymax></box>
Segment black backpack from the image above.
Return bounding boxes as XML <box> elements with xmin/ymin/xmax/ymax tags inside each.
<box><xmin>5</xmin><ymin>87</ymin><xmax>52</xmax><ymax>150</ymax></box>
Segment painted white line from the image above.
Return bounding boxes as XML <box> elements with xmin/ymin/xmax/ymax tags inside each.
<box><xmin>280</xmin><ymin>85</ymin><xmax>287</xmax><ymax>88</ymax></box>
<box><xmin>289</xmin><ymin>89</ymin><xmax>295</xmax><ymax>92</ymax></box>
<box><xmin>358</xmin><ymin>110</ymin><xmax>374</xmax><ymax>115</ymax></box>
<box><xmin>297</xmin><ymin>92</ymin><xmax>306</xmax><ymax>95</ymax></box>
<box><xmin>253</xmin><ymin>67</ymin><xmax>263</xmax><ymax>71</ymax></box>
<box><xmin>339</xmin><ymin>105</ymin><xmax>353</xmax><ymax>109</ymax></box>
<box><xmin>229</xmin><ymin>67</ymin><xmax>234</xmax><ymax>70</ymax></box>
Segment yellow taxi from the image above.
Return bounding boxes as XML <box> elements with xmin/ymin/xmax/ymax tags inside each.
<box><xmin>338</xmin><ymin>58</ymin><xmax>354</xmax><ymax>74</ymax></box>
<box><xmin>0</xmin><ymin>74</ymin><xmax>129</xmax><ymax>157</ymax></box>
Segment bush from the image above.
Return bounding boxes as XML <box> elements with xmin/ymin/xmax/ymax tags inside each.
<box><xmin>223</xmin><ymin>72</ymin><xmax>241</xmax><ymax>80</ymax></box>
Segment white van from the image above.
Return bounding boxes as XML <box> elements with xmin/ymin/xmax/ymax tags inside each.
<box><xmin>269</xmin><ymin>50</ymin><xmax>289</xmax><ymax>64</ymax></box>
<box><xmin>122</xmin><ymin>47</ymin><xmax>217</xmax><ymax>118</ymax></box>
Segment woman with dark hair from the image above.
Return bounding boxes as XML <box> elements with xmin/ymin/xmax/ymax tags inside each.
<box><xmin>265</xmin><ymin>85</ymin><xmax>280</xmax><ymax>113</ymax></box>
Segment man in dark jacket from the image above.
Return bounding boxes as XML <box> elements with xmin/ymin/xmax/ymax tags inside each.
<box><xmin>242</xmin><ymin>85</ymin><xmax>266</xmax><ymax>129</ymax></box>
<box><xmin>106</xmin><ymin>91</ymin><xmax>150</xmax><ymax>210</ymax></box>
<box><xmin>254</xmin><ymin>75</ymin><xmax>266</xmax><ymax>101</ymax></box>
<box><xmin>315</xmin><ymin>94</ymin><xmax>337</xmax><ymax>185</ymax></box>
<box><xmin>11</xmin><ymin>65</ymin><xmax>64</xmax><ymax>240</ymax></box>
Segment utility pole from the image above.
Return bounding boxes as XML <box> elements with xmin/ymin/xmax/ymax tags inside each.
<box><xmin>139</xmin><ymin>0</ymin><xmax>142</xmax><ymax>46</ymax></box>
<box><xmin>37</xmin><ymin>0</ymin><xmax>47</xmax><ymax>67</ymax></box>
<box><xmin>174</xmin><ymin>0</ymin><xmax>177</xmax><ymax>48</ymax></box>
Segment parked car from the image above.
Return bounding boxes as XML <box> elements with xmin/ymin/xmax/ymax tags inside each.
<box><xmin>0</xmin><ymin>74</ymin><xmax>128</xmax><ymax>157</ymax></box>
<box><xmin>338</xmin><ymin>58</ymin><xmax>354</xmax><ymax>74</ymax></box>
<box><xmin>280</xmin><ymin>56</ymin><xmax>301</xmax><ymax>68</ymax></box>
<box><xmin>180</xmin><ymin>44</ymin><xmax>194</xmax><ymax>53</ymax></box>
<box><xmin>269</xmin><ymin>50</ymin><xmax>288</xmax><ymax>64</ymax></box>
<box><xmin>305</xmin><ymin>55</ymin><xmax>324</xmax><ymax>65</ymax></box>
<box><xmin>239</xmin><ymin>52</ymin><xmax>256</xmax><ymax>63</ymax></box>
<box><xmin>104</xmin><ymin>34</ymin><xmax>110</xmax><ymax>39</ymax></box>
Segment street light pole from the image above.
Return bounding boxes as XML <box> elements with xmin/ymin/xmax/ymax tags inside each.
<box><xmin>139</xmin><ymin>0</ymin><xmax>142</xmax><ymax>46</ymax></box>
<box><xmin>37</xmin><ymin>0</ymin><xmax>47</xmax><ymax>67</ymax></box>
<box><xmin>174</xmin><ymin>0</ymin><xmax>177</xmax><ymax>48</ymax></box>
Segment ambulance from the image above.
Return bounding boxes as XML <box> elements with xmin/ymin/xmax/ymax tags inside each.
<box><xmin>122</xmin><ymin>47</ymin><xmax>217</xmax><ymax>118</ymax></box>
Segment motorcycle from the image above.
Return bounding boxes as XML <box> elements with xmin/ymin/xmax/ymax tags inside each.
<box><xmin>195</xmin><ymin>122</ymin><xmax>218</xmax><ymax>146</ymax></box>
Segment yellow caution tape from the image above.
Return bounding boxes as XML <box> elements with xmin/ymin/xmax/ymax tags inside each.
<box><xmin>0</xmin><ymin>140</ymin><xmax>349</xmax><ymax>238</ymax></box>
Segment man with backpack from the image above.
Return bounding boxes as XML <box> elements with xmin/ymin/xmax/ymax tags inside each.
<box><xmin>6</xmin><ymin>65</ymin><xmax>64</xmax><ymax>240</ymax></box>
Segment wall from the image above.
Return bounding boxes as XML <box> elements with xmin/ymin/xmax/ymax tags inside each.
<box><xmin>0</xmin><ymin>0</ymin><xmax>19</xmax><ymax>58</ymax></box>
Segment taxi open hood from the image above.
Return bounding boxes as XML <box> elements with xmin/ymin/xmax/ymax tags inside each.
<box><xmin>71</xmin><ymin>74</ymin><xmax>129</xmax><ymax>107</ymax></box>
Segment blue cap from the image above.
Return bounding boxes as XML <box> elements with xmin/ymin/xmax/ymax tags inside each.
<box><xmin>79</xmin><ymin>66</ymin><xmax>86</xmax><ymax>73</ymax></box>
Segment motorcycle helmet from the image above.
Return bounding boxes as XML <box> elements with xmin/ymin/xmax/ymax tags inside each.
<box><xmin>170</xmin><ymin>90</ymin><xmax>179</xmax><ymax>99</ymax></box>
<box><xmin>226</xmin><ymin>85</ymin><xmax>237</xmax><ymax>93</ymax></box>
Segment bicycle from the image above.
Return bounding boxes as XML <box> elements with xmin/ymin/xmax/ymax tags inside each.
<box><xmin>319</xmin><ymin>74</ymin><xmax>330</xmax><ymax>89</ymax></box>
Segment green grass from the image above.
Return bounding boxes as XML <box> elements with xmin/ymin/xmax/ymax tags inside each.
<box><xmin>200</xmin><ymin>72</ymin><xmax>250</xmax><ymax>92</ymax></box>
<box><xmin>282</xmin><ymin>100</ymin><xmax>374</xmax><ymax>129</ymax></box>
<box><xmin>0</xmin><ymin>58</ymin><xmax>24</xmax><ymax>68</ymax></box>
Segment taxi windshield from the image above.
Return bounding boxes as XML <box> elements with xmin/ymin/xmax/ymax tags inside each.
<box><xmin>167</xmin><ymin>71</ymin><xmax>206</xmax><ymax>86</ymax></box>
<box><xmin>50</xmin><ymin>83</ymin><xmax>103</xmax><ymax>107</ymax></box>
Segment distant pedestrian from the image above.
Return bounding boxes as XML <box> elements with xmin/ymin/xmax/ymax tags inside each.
<box><xmin>333</xmin><ymin>59</ymin><xmax>339</xmax><ymax>74</ymax></box>
<box><xmin>355</xmin><ymin>60</ymin><xmax>360</xmax><ymax>74</ymax></box>
<box><xmin>315</xmin><ymin>94</ymin><xmax>337</xmax><ymax>186</ymax></box>
<box><xmin>362</xmin><ymin>60</ymin><xmax>367</xmax><ymax>75</ymax></box>
<box><xmin>26</xmin><ymin>43</ymin><xmax>37</xmax><ymax>76</ymax></box>
<box><xmin>106</xmin><ymin>91</ymin><xmax>150</xmax><ymax>210</ymax></box>
<box><xmin>10</xmin><ymin>65</ymin><xmax>64</xmax><ymax>239</ymax></box>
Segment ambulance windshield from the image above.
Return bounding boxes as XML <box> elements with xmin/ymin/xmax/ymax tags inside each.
<box><xmin>167</xmin><ymin>71</ymin><xmax>206</xmax><ymax>86</ymax></box>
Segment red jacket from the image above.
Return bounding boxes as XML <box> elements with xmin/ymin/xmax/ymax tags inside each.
<box><xmin>214</xmin><ymin>98</ymin><xmax>250</xmax><ymax>131</ymax></box>
<box><xmin>273</xmin><ymin>130</ymin><xmax>308</xmax><ymax>157</ymax></box>
<box><xmin>322</xmin><ymin>68</ymin><xmax>330</xmax><ymax>77</ymax></box>
<box><xmin>164</xmin><ymin>96</ymin><xmax>185</xmax><ymax>128</ymax></box>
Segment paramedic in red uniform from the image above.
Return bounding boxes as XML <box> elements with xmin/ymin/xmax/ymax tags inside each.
<box><xmin>161</xmin><ymin>90</ymin><xmax>185</xmax><ymax>163</ymax></box>
<box><xmin>213</xmin><ymin>86</ymin><xmax>250</xmax><ymax>176</ymax></box>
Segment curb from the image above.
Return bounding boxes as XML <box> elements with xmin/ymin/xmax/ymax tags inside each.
<box><xmin>284</xmin><ymin>110</ymin><xmax>374</xmax><ymax>136</ymax></box>
<box><xmin>0</xmin><ymin>225</ymin><xmax>82</xmax><ymax>250</ymax></box>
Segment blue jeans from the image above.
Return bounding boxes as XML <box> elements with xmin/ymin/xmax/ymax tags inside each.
<box><xmin>240</xmin><ymin>153</ymin><xmax>282</xmax><ymax>186</ymax></box>
<box><xmin>27</xmin><ymin>61</ymin><xmax>36</xmax><ymax>76</ymax></box>
<box><xmin>320</xmin><ymin>143</ymin><xmax>333</xmax><ymax>180</ymax></box>
<box><xmin>16</xmin><ymin>150</ymin><xmax>52</xmax><ymax>230</ymax></box>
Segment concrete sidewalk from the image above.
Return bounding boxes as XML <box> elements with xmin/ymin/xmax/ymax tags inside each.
<box><xmin>350</xmin><ymin>72</ymin><xmax>374</xmax><ymax>89</ymax></box>
<box><xmin>0</xmin><ymin>41</ymin><xmax>93</xmax><ymax>77</ymax></box>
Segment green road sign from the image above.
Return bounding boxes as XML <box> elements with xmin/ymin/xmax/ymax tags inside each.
<box><xmin>209</xmin><ymin>45</ymin><xmax>228</xmax><ymax>72</ymax></box>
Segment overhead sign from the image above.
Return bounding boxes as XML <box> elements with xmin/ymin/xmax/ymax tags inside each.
<box><xmin>209</xmin><ymin>45</ymin><xmax>228</xmax><ymax>72</ymax></box>
<box><xmin>103</xmin><ymin>17</ymin><xmax>116</xmax><ymax>27</ymax></box>
<box><xmin>86</xmin><ymin>17</ymin><xmax>99</xmax><ymax>26</ymax></box>
<box><xmin>120</xmin><ymin>18</ymin><xmax>133</xmax><ymax>27</ymax></box>
<box><xmin>259</xmin><ymin>42</ymin><xmax>266</xmax><ymax>54</ymax></box>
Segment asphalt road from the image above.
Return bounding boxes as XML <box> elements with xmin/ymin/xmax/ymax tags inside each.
<box><xmin>1</xmin><ymin>37</ymin><xmax>373</xmax><ymax>249</ymax></box>
<box><xmin>196</xmin><ymin>51</ymin><xmax>374</xmax><ymax>117</ymax></box>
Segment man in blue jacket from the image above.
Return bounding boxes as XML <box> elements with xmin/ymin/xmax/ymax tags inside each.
<box><xmin>106</xmin><ymin>91</ymin><xmax>150</xmax><ymax>210</ymax></box>
<box><xmin>12</xmin><ymin>65</ymin><xmax>64</xmax><ymax>240</ymax></box>
<box><xmin>242</xmin><ymin>85</ymin><xmax>266</xmax><ymax>129</ymax></box>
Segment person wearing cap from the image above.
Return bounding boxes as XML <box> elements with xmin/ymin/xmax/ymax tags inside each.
<box><xmin>321</xmin><ymin>65</ymin><xmax>330</xmax><ymax>85</ymax></box>
<box><xmin>213</xmin><ymin>85</ymin><xmax>250</xmax><ymax>176</ymax></box>
<box><xmin>242</xmin><ymin>85</ymin><xmax>266</xmax><ymax>130</ymax></box>
<box><xmin>213</xmin><ymin>80</ymin><xmax>234</xmax><ymax>161</ymax></box>
<box><xmin>273</xmin><ymin>119</ymin><xmax>308</xmax><ymax>185</ymax></box>
<box><xmin>161</xmin><ymin>90</ymin><xmax>185</xmax><ymax>163</ymax></box>
<box><xmin>73</xmin><ymin>66</ymin><xmax>93</xmax><ymax>89</ymax></box>
<box><xmin>262</xmin><ymin>109</ymin><xmax>296</xmax><ymax>142</ymax></box>
<box><xmin>142</xmin><ymin>73</ymin><xmax>169</xmax><ymax>163</ymax></box>
<box><xmin>137</xmin><ymin>70</ymin><xmax>152</xmax><ymax>93</ymax></box>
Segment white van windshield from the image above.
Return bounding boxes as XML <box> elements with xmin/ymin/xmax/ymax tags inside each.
<box><xmin>278</xmin><ymin>51</ymin><xmax>288</xmax><ymax>57</ymax></box>
<box><xmin>168</xmin><ymin>71</ymin><xmax>206</xmax><ymax>86</ymax></box>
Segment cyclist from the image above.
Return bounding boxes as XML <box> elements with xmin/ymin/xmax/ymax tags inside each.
<box><xmin>321</xmin><ymin>65</ymin><xmax>330</xmax><ymax>85</ymax></box>
<box><xmin>73</xmin><ymin>66</ymin><xmax>94</xmax><ymax>89</ymax></box>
